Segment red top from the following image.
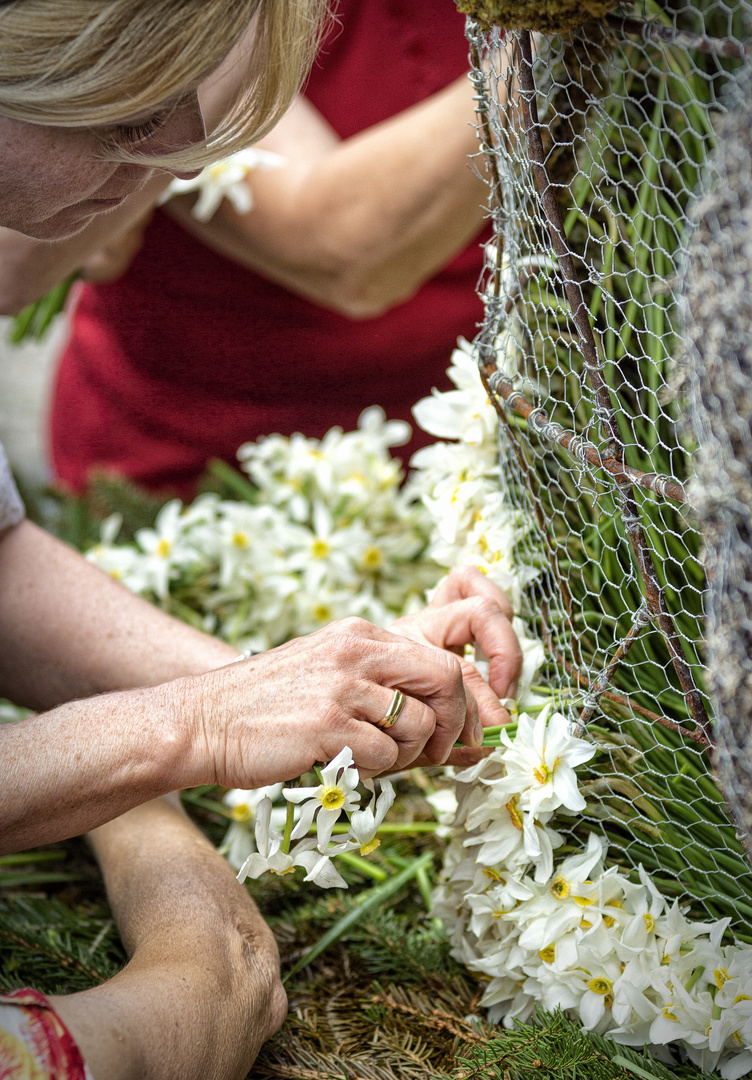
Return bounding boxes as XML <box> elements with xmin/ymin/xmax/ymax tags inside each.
<box><xmin>50</xmin><ymin>0</ymin><xmax>486</xmax><ymax>498</ymax></box>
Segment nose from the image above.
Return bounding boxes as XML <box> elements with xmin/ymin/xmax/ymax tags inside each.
<box><xmin>140</xmin><ymin>90</ymin><xmax>206</xmax><ymax>178</ymax></box>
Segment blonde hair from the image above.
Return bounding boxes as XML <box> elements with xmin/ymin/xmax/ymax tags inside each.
<box><xmin>0</xmin><ymin>0</ymin><xmax>329</xmax><ymax>168</ymax></box>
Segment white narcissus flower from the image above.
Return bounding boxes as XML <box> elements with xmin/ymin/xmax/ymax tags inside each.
<box><xmin>162</xmin><ymin>148</ymin><xmax>286</xmax><ymax>222</ymax></box>
<box><xmin>219</xmin><ymin>784</ymin><xmax>285</xmax><ymax>870</ymax></box>
<box><xmin>236</xmin><ymin>796</ymin><xmax>294</xmax><ymax>881</ymax></box>
<box><xmin>284</xmin><ymin>746</ymin><xmax>361</xmax><ymax>850</ymax></box>
<box><xmin>426</xmin><ymin>788</ymin><xmax>458</xmax><ymax>837</ymax></box>
<box><xmin>463</xmin><ymin>797</ymin><xmax>562</xmax><ymax>882</ymax></box>
<box><xmin>412</xmin><ymin>339</ymin><xmax>497</xmax><ymax>446</ymax></box>
<box><xmin>134</xmin><ymin>499</ymin><xmax>202</xmax><ymax>598</ymax></box>
<box><xmin>348</xmin><ymin>779</ymin><xmax>395</xmax><ymax>854</ymax></box>
<box><xmin>292</xmin><ymin>845</ymin><xmax>349</xmax><ymax>889</ymax></box>
<box><xmin>495</xmin><ymin>705</ymin><xmax>597</xmax><ymax>819</ymax></box>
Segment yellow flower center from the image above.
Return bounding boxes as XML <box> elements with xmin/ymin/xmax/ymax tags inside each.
<box><xmin>320</xmin><ymin>786</ymin><xmax>346</xmax><ymax>811</ymax></box>
<box><xmin>506</xmin><ymin>800</ymin><xmax>524</xmax><ymax>832</ymax></box>
<box><xmin>363</xmin><ymin>547</ymin><xmax>383</xmax><ymax>569</ymax></box>
<box><xmin>604</xmin><ymin>901</ymin><xmax>623</xmax><ymax>929</ymax></box>
<box><xmin>360</xmin><ymin>837</ymin><xmax>380</xmax><ymax>856</ymax></box>
<box><xmin>574</xmin><ymin>895</ymin><xmax>594</xmax><ymax>907</ymax></box>
<box><xmin>233</xmin><ymin>531</ymin><xmax>249</xmax><ymax>549</ymax></box>
<box><xmin>482</xmin><ymin>867</ymin><xmax>503</xmax><ymax>882</ymax></box>
<box><xmin>587</xmin><ymin>977</ymin><xmax>613</xmax><ymax>996</ymax></box>
<box><xmin>580</xmin><ymin>918</ymin><xmax>593</xmax><ymax>929</ymax></box>
<box><xmin>312</xmin><ymin>604</ymin><xmax>332</xmax><ymax>623</ymax></box>
<box><xmin>157</xmin><ymin>538</ymin><xmax>171</xmax><ymax>558</ymax></box>
<box><xmin>662</xmin><ymin>1008</ymin><xmax>679</xmax><ymax>1022</ymax></box>
<box><xmin>715</xmin><ymin>968</ymin><xmax>729</xmax><ymax>990</ymax></box>
<box><xmin>644</xmin><ymin>913</ymin><xmax>655</xmax><ymax>932</ymax></box>
<box><xmin>312</xmin><ymin>539</ymin><xmax>331</xmax><ymax>559</ymax></box>
<box><xmin>231</xmin><ymin>803</ymin><xmax>252</xmax><ymax>823</ymax></box>
<box><xmin>538</xmin><ymin>945</ymin><xmax>555</xmax><ymax>963</ymax></box>
<box><xmin>550</xmin><ymin>877</ymin><xmax>570</xmax><ymax>900</ymax></box>
<box><xmin>734</xmin><ymin>995</ymin><xmax>751</xmax><ymax>1004</ymax></box>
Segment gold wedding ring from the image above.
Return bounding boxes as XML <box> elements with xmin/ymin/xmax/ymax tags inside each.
<box><xmin>376</xmin><ymin>689</ymin><xmax>406</xmax><ymax>729</ymax></box>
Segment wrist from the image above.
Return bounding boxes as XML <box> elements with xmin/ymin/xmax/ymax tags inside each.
<box><xmin>160</xmin><ymin>670</ymin><xmax>221</xmax><ymax>789</ymax></box>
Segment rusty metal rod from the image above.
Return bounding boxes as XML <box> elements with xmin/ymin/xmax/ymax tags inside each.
<box><xmin>515</xmin><ymin>31</ymin><xmax>712</xmax><ymax>742</ymax></box>
<box><xmin>485</xmin><ymin>371</ymin><xmax>688</xmax><ymax>504</ymax></box>
<box><xmin>605</xmin><ymin>14</ymin><xmax>752</xmax><ymax>62</ymax></box>
<box><xmin>558</xmin><ymin>653</ymin><xmax>712</xmax><ymax>749</ymax></box>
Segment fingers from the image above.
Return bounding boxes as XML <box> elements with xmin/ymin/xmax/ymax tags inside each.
<box><xmin>361</xmin><ymin>633</ymin><xmax>476</xmax><ymax>764</ymax></box>
<box><xmin>365</xmin><ymin>683</ymin><xmax>479</xmax><ymax>771</ymax></box>
<box><xmin>430</xmin><ymin>565</ymin><xmax>515</xmax><ymax>621</ymax></box>
<box><xmin>400</xmin><ymin>595</ymin><xmax>523</xmax><ymax>704</ymax></box>
<box><xmin>205</xmin><ymin>616</ymin><xmax>483</xmax><ymax>788</ymax></box>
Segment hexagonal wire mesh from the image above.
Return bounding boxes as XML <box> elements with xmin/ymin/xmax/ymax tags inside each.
<box><xmin>463</xmin><ymin>1</ymin><xmax>752</xmax><ymax>939</ymax></box>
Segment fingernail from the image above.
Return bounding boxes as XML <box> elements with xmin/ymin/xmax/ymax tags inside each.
<box><xmin>508</xmin><ymin>680</ymin><xmax>519</xmax><ymax>700</ymax></box>
<box><xmin>473</xmin><ymin>718</ymin><xmax>483</xmax><ymax>746</ymax></box>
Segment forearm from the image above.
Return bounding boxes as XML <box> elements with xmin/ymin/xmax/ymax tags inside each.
<box><xmin>0</xmin><ymin>520</ymin><xmax>237</xmax><ymax>710</ymax></box>
<box><xmin>0</xmin><ymin>683</ymin><xmax>199</xmax><ymax>852</ymax></box>
<box><xmin>52</xmin><ymin>797</ymin><xmax>286</xmax><ymax>1080</ymax></box>
<box><xmin>167</xmin><ymin>75</ymin><xmax>494</xmax><ymax>318</ymax></box>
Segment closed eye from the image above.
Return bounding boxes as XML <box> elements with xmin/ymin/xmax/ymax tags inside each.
<box><xmin>113</xmin><ymin>108</ymin><xmax>172</xmax><ymax>146</ymax></box>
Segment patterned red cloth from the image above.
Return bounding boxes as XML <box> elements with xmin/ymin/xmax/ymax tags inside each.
<box><xmin>50</xmin><ymin>0</ymin><xmax>488</xmax><ymax>498</ymax></box>
<box><xmin>0</xmin><ymin>988</ymin><xmax>91</xmax><ymax>1080</ymax></box>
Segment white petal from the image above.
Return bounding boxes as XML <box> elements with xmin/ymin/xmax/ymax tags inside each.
<box><xmin>290</xmin><ymin>797</ymin><xmax>318</xmax><ymax>841</ymax></box>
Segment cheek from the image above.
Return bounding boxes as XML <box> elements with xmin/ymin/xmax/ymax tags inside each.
<box><xmin>42</xmin><ymin>137</ymin><xmax>119</xmax><ymax>203</ymax></box>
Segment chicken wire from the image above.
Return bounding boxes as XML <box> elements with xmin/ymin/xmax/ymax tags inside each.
<box><xmin>463</xmin><ymin>1</ymin><xmax>752</xmax><ymax>937</ymax></box>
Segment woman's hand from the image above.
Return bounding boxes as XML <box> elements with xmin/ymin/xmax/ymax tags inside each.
<box><xmin>177</xmin><ymin>615</ymin><xmax>482</xmax><ymax>788</ymax></box>
<box><xmin>388</xmin><ymin>565</ymin><xmax>522</xmax><ymax>729</ymax></box>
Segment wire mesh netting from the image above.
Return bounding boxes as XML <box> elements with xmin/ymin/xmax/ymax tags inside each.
<box><xmin>463</xmin><ymin>1</ymin><xmax>752</xmax><ymax>938</ymax></box>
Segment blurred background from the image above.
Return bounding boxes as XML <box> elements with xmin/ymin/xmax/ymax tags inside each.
<box><xmin>0</xmin><ymin>316</ymin><xmax>63</xmax><ymax>489</ymax></box>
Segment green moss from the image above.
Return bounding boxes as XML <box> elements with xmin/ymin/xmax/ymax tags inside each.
<box><xmin>455</xmin><ymin>0</ymin><xmax>618</xmax><ymax>33</ymax></box>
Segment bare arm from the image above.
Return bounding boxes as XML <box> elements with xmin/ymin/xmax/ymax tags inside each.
<box><xmin>0</xmin><ymin>71</ymin><xmax>497</xmax><ymax>318</ymax></box>
<box><xmin>52</xmin><ymin>796</ymin><xmax>287</xmax><ymax>1080</ymax></box>
<box><xmin>1</xmin><ymin>522</ymin><xmax>510</xmax><ymax>853</ymax></box>
<box><xmin>0</xmin><ymin>520</ymin><xmax>236</xmax><ymax>708</ymax></box>
<box><xmin>167</xmin><ymin>75</ymin><xmax>496</xmax><ymax>318</ymax></box>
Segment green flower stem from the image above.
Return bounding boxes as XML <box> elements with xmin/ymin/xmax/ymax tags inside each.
<box><xmin>0</xmin><ymin>851</ymin><xmax>65</xmax><ymax>866</ymax></box>
<box><xmin>206</xmin><ymin>458</ymin><xmax>258</xmax><ymax>504</ymax></box>
<box><xmin>478</xmin><ymin>722</ymin><xmax>518</xmax><ymax>748</ymax></box>
<box><xmin>336</xmin><ymin>850</ymin><xmax>388</xmax><ymax>883</ymax></box>
<box><xmin>415</xmin><ymin>863</ymin><xmax>434</xmax><ymax>914</ymax></box>
<box><xmin>327</xmin><ymin>821</ymin><xmax>442</xmax><ymax>835</ymax></box>
<box><xmin>282</xmin><ymin>781</ymin><xmax>298</xmax><ymax>855</ymax></box>
<box><xmin>685</xmin><ymin>966</ymin><xmax>705</xmax><ymax>993</ymax></box>
<box><xmin>281</xmin><ymin>802</ymin><xmax>296</xmax><ymax>855</ymax></box>
<box><xmin>282</xmin><ymin>851</ymin><xmax>434</xmax><ymax>984</ymax></box>
<box><xmin>9</xmin><ymin>273</ymin><xmax>77</xmax><ymax>344</ymax></box>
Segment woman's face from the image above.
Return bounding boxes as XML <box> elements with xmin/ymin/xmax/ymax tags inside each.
<box><xmin>0</xmin><ymin>91</ymin><xmax>205</xmax><ymax>239</ymax></box>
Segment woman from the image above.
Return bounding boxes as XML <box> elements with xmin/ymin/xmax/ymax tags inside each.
<box><xmin>0</xmin><ymin>0</ymin><xmax>500</xmax><ymax>497</ymax></box>
<box><xmin>0</xmin><ymin>3</ymin><xmax>520</xmax><ymax>1077</ymax></box>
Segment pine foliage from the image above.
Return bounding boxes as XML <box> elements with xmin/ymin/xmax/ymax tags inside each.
<box><xmin>0</xmin><ymin>896</ymin><xmax>124</xmax><ymax>995</ymax></box>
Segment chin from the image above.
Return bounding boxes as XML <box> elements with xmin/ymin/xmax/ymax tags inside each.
<box><xmin>8</xmin><ymin>195</ymin><xmax>124</xmax><ymax>241</ymax></box>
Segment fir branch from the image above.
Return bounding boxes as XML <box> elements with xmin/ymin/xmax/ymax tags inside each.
<box><xmin>0</xmin><ymin>897</ymin><xmax>124</xmax><ymax>994</ymax></box>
